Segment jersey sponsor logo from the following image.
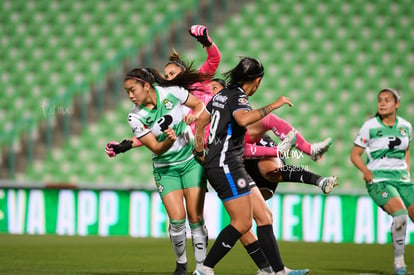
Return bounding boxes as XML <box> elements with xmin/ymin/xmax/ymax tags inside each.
<box><xmin>221</xmin><ymin>242</ymin><xmax>232</xmax><ymax>249</ymax></box>
<box><xmin>213</xmin><ymin>94</ymin><xmax>228</xmax><ymax>103</ymax></box>
<box><xmin>156</xmin><ymin>115</ymin><xmax>173</xmax><ymax>131</ymax></box>
<box><xmin>237</xmin><ymin>178</ymin><xmax>247</xmax><ymax>188</ymax></box>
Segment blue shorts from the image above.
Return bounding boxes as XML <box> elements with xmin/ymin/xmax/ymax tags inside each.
<box><xmin>205</xmin><ymin>163</ymin><xmax>253</xmax><ymax>202</ymax></box>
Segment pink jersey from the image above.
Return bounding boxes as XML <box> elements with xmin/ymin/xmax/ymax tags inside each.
<box><xmin>188</xmin><ymin>44</ymin><xmax>221</xmax><ymax>143</ymax></box>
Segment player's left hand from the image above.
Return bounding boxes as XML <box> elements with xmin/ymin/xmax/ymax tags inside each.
<box><xmin>188</xmin><ymin>25</ymin><xmax>212</xmax><ymax>47</ymax></box>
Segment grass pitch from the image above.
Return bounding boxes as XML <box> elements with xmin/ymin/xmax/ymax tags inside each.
<box><xmin>0</xmin><ymin>234</ymin><xmax>412</xmax><ymax>274</ymax></box>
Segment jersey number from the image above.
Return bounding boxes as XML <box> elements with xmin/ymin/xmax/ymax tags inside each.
<box><xmin>208</xmin><ymin>110</ymin><xmax>220</xmax><ymax>144</ymax></box>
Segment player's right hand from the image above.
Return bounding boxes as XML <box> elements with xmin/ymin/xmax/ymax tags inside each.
<box><xmin>188</xmin><ymin>25</ymin><xmax>212</xmax><ymax>47</ymax></box>
<box><xmin>105</xmin><ymin>141</ymin><xmax>119</xmax><ymax>158</ymax></box>
<box><xmin>105</xmin><ymin>139</ymin><xmax>133</xmax><ymax>157</ymax></box>
<box><xmin>273</xmin><ymin>96</ymin><xmax>293</xmax><ymax>109</ymax></box>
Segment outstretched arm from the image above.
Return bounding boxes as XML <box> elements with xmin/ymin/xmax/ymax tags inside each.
<box><xmin>189</xmin><ymin>25</ymin><xmax>221</xmax><ymax>75</ymax></box>
<box><xmin>234</xmin><ymin>96</ymin><xmax>293</xmax><ymax>128</ymax></box>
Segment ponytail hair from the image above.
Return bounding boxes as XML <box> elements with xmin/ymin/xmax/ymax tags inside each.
<box><xmin>223</xmin><ymin>57</ymin><xmax>264</xmax><ymax>86</ymax></box>
<box><xmin>125</xmin><ymin>65</ymin><xmax>213</xmax><ymax>92</ymax></box>
<box><xmin>165</xmin><ymin>49</ymin><xmax>188</xmax><ymax>71</ymax></box>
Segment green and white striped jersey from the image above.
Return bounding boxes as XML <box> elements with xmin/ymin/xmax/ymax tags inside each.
<box><xmin>354</xmin><ymin>116</ymin><xmax>412</xmax><ymax>182</ymax></box>
<box><xmin>128</xmin><ymin>85</ymin><xmax>194</xmax><ymax>168</ymax></box>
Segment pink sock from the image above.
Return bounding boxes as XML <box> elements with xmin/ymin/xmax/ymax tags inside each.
<box><xmin>261</xmin><ymin>114</ymin><xmax>311</xmax><ymax>155</ymax></box>
<box><xmin>244</xmin><ymin>143</ymin><xmax>279</xmax><ymax>158</ymax></box>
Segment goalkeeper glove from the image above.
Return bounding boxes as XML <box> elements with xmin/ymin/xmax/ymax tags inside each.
<box><xmin>188</xmin><ymin>25</ymin><xmax>212</xmax><ymax>47</ymax></box>
<box><xmin>105</xmin><ymin>139</ymin><xmax>133</xmax><ymax>157</ymax></box>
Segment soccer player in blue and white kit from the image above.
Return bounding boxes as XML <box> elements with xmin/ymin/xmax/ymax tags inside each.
<box><xmin>351</xmin><ymin>88</ymin><xmax>414</xmax><ymax>275</ymax></box>
<box><xmin>194</xmin><ymin>57</ymin><xmax>309</xmax><ymax>275</ymax></box>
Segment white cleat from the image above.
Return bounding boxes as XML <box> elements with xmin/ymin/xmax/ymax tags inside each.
<box><xmin>310</xmin><ymin>137</ymin><xmax>333</xmax><ymax>161</ymax></box>
<box><xmin>394</xmin><ymin>258</ymin><xmax>407</xmax><ymax>275</ymax></box>
<box><xmin>275</xmin><ymin>266</ymin><xmax>310</xmax><ymax>275</ymax></box>
<box><xmin>193</xmin><ymin>264</ymin><xmax>214</xmax><ymax>275</ymax></box>
<box><xmin>277</xmin><ymin>130</ymin><xmax>297</xmax><ymax>158</ymax></box>
<box><xmin>256</xmin><ymin>269</ymin><xmax>276</xmax><ymax>275</ymax></box>
<box><xmin>320</xmin><ymin>176</ymin><xmax>339</xmax><ymax>194</ymax></box>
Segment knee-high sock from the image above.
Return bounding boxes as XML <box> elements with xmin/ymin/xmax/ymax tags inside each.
<box><xmin>169</xmin><ymin>219</ymin><xmax>187</xmax><ymax>264</ymax></box>
<box><xmin>190</xmin><ymin>221</ymin><xmax>208</xmax><ymax>266</ymax></box>
<box><xmin>391</xmin><ymin>212</ymin><xmax>408</xmax><ymax>260</ymax></box>
<box><xmin>257</xmin><ymin>224</ymin><xmax>284</xmax><ymax>273</ymax></box>
<box><xmin>244</xmin><ymin>241</ymin><xmax>273</xmax><ymax>272</ymax></box>
<box><xmin>204</xmin><ymin>224</ymin><xmax>241</xmax><ymax>268</ymax></box>
<box><xmin>280</xmin><ymin>165</ymin><xmax>322</xmax><ymax>186</ymax></box>
<box><xmin>261</xmin><ymin>114</ymin><xmax>311</xmax><ymax>155</ymax></box>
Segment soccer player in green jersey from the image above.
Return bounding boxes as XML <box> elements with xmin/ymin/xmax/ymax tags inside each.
<box><xmin>109</xmin><ymin>66</ymin><xmax>212</xmax><ymax>275</ymax></box>
<box><xmin>351</xmin><ymin>88</ymin><xmax>414</xmax><ymax>275</ymax></box>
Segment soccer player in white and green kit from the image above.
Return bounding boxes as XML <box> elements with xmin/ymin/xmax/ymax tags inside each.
<box><xmin>110</xmin><ymin>66</ymin><xmax>211</xmax><ymax>275</ymax></box>
<box><xmin>351</xmin><ymin>88</ymin><xmax>414</xmax><ymax>275</ymax></box>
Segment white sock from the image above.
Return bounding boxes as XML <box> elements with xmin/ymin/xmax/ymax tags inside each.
<box><xmin>169</xmin><ymin>222</ymin><xmax>187</xmax><ymax>264</ymax></box>
<box><xmin>391</xmin><ymin>214</ymin><xmax>408</xmax><ymax>260</ymax></box>
<box><xmin>190</xmin><ymin>223</ymin><xmax>208</xmax><ymax>265</ymax></box>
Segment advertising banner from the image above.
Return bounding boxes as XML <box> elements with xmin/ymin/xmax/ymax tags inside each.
<box><xmin>0</xmin><ymin>188</ymin><xmax>413</xmax><ymax>244</ymax></box>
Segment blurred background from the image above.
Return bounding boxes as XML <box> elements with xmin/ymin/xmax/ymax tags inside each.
<box><xmin>1</xmin><ymin>0</ymin><xmax>413</xmax><ymax>193</ymax></box>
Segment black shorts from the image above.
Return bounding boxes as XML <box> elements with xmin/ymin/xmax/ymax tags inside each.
<box><xmin>205</xmin><ymin>164</ymin><xmax>253</xmax><ymax>202</ymax></box>
<box><xmin>244</xmin><ymin>159</ymin><xmax>279</xmax><ymax>193</ymax></box>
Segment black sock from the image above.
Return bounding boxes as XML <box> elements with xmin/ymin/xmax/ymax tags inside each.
<box><xmin>204</xmin><ymin>224</ymin><xmax>241</xmax><ymax>268</ymax></box>
<box><xmin>244</xmin><ymin>241</ymin><xmax>272</xmax><ymax>271</ymax></box>
<box><xmin>257</xmin><ymin>224</ymin><xmax>284</xmax><ymax>273</ymax></box>
<box><xmin>280</xmin><ymin>165</ymin><xmax>322</xmax><ymax>186</ymax></box>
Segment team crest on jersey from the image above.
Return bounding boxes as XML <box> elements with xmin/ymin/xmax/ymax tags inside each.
<box><xmin>237</xmin><ymin>178</ymin><xmax>247</xmax><ymax>188</ymax></box>
<box><xmin>163</xmin><ymin>99</ymin><xmax>173</xmax><ymax>110</ymax></box>
<box><xmin>381</xmin><ymin>191</ymin><xmax>389</xmax><ymax>199</ymax></box>
<box><xmin>238</xmin><ymin>97</ymin><xmax>248</xmax><ymax>105</ymax></box>
<box><xmin>400</xmin><ymin>127</ymin><xmax>407</xmax><ymax>137</ymax></box>
<box><xmin>156</xmin><ymin>182</ymin><xmax>164</xmax><ymax>193</ymax></box>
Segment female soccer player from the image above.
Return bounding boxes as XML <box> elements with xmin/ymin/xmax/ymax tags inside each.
<box><xmin>194</xmin><ymin>57</ymin><xmax>309</xmax><ymax>275</ymax></box>
<box><xmin>105</xmin><ymin>25</ymin><xmax>219</xmax><ymax>275</ymax></box>
<box><xmin>209</xmin><ymin>79</ymin><xmax>338</xmax><ymax>197</ymax></box>
<box><xmin>110</xmin><ymin>66</ymin><xmax>211</xmax><ymax>275</ymax></box>
<box><xmin>350</xmin><ymin>88</ymin><xmax>414</xmax><ymax>275</ymax></box>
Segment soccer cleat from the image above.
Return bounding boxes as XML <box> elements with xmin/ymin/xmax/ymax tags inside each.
<box><xmin>281</xmin><ymin>267</ymin><xmax>310</xmax><ymax>275</ymax></box>
<box><xmin>287</xmin><ymin>269</ymin><xmax>310</xmax><ymax>275</ymax></box>
<box><xmin>173</xmin><ymin>262</ymin><xmax>187</xmax><ymax>275</ymax></box>
<box><xmin>277</xmin><ymin>130</ymin><xmax>297</xmax><ymax>158</ymax></box>
<box><xmin>193</xmin><ymin>264</ymin><xmax>215</xmax><ymax>275</ymax></box>
<box><xmin>310</xmin><ymin>137</ymin><xmax>333</xmax><ymax>161</ymax></box>
<box><xmin>256</xmin><ymin>269</ymin><xmax>275</xmax><ymax>275</ymax></box>
<box><xmin>320</xmin><ymin>176</ymin><xmax>339</xmax><ymax>194</ymax></box>
<box><xmin>394</xmin><ymin>259</ymin><xmax>407</xmax><ymax>275</ymax></box>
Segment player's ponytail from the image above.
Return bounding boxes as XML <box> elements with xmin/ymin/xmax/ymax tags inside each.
<box><xmin>223</xmin><ymin>57</ymin><xmax>264</xmax><ymax>87</ymax></box>
<box><xmin>125</xmin><ymin>66</ymin><xmax>213</xmax><ymax>92</ymax></box>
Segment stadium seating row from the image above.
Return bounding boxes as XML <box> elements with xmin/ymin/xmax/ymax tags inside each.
<box><xmin>4</xmin><ymin>0</ymin><xmax>414</xmax><ymax>191</ymax></box>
